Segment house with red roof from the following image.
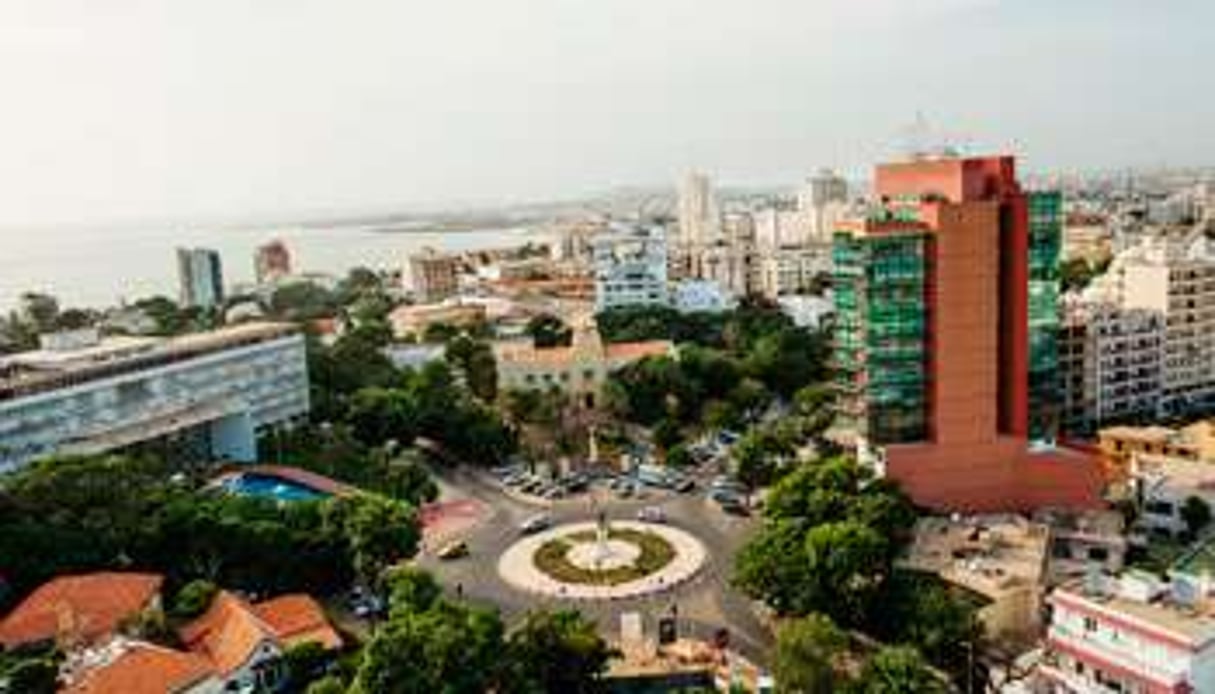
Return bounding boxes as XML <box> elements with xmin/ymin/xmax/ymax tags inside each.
<box><xmin>178</xmin><ymin>591</ymin><xmax>341</xmax><ymax>692</ymax></box>
<box><xmin>0</xmin><ymin>572</ymin><xmax>163</xmax><ymax>651</ymax></box>
<box><xmin>61</xmin><ymin>639</ymin><xmax>221</xmax><ymax>694</ymax></box>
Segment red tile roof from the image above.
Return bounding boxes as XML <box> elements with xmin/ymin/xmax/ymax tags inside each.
<box><xmin>179</xmin><ymin>591</ymin><xmax>341</xmax><ymax>675</ymax></box>
<box><xmin>64</xmin><ymin>642</ymin><xmax>215</xmax><ymax>694</ymax></box>
<box><xmin>0</xmin><ymin>572</ymin><xmax>163</xmax><ymax>649</ymax></box>
<box><xmin>252</xmin><ymin>595</ymin><xmax>342</xmax><ymax>651</ymax></box>
<box><xmin>178</xmin><ymin>592</ymin><xmax>274</xmax><ymax>675</ymax></box>
<box><xmin>605</xmin><ymin>341</ymin><xmax>673</xmax><ymax>362</ymax></box>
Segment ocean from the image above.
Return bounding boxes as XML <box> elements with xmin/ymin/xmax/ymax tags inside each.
<box><xmin>0</xmin><ymin>222</ymin><xmax>544</xmax><ymax>312</ymax></box>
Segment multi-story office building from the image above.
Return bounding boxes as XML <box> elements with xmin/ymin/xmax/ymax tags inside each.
<box><xmin>254</xmin><ymin>240</ymin><xmax>292</xmax><ymax>284</ymax></box>
<box><xmin>0</xmin><ymin>322</ymin><xmax>309</xmax><ymax>471</ymax></box>
<box><xmin>832</xmin><ymin>154</ymin><xmax>1102</xmax><ymax>512</ymax></box>
<box><xmin>1059</xmin><ymin>299</ymin><xmax>1165</xmax><ymax>436</ymax></box>
<box><xmin>407</xmin><ymin>247</ymin><xmax>462</xmax><ymax>302</ymax></box>
<box><xmin>176</xmin><ymin>247</ymin><xmax>224</xmax><ymax>309</ymax></box>
<box><xmin>677</xmin><ymin>171</ymin><xmax>722</xmax><ymax>249</ymax></box>
<box><xmin>591</xmin><ymin>223</ymin><xmax>669</xmax><ymax>311</ymax></box>
<box><xmin>1040</xmin><ymin>573</ymin><xmax>1215</xmax><ymax>693</ymax></box>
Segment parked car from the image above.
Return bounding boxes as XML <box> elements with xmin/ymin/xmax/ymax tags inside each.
<box><xmin>708</xmin><ymin>487</ymin><xmax>743</xmax><ymax>504</ymax></box>
<box><xmin>542</xmin><ymin>486</ymin><xmax>564</xmax><ymax>500</ymax></box>
<box><xmin>671</xmin><ymin>476</ymin><xmax>695</xmax><ymax>493</ymax></box>
<box><xmin>520</xmin><ymin>480</ymin><xmax>545</xmax><ymax>495</ymax></box>
<box><xmin>437</xmin><ymin>540</ymin><xmax>469</xmax><ymax>560</ymax></box>
<box><xmin>520</xmin><ymin>514</ymin><xmax>552</xmax><ymax>534</ymax></box>
<box><xmin>719</xmin><ymin>498</ymin><xmax>750</xmax><ymax>516</ymax></box>
<box><xmin>616</xmin><ymin>482</ymin><xmax>636</xmax><ymax>498</ymax></box>
<box><xmin>636</xmin><ymin>506</ymin><xmax>666</xmax><ymax>523</ymax></box>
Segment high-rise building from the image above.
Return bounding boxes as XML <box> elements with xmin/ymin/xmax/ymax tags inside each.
<box><xmin>1058</xmin><ymin>299</ymin><xmax>1164</xmax><ymax>436</ymax></box>
<box><xmin>799</xmin><ymin>169</ymin><xmax>850</xmax><ymax>244</ymax></box>
<box><xmin>176</xmin><ymin>247</ymin><xmax>224</xmax><ymax>309</ymax></box>
<box><xmin>407</xmin><ymin>247</ymin><xmax>461</xmax><ymax>302</ymax></box>
<box><xmin>254</xmin><ymin>240</ymin><xmax>292</xmax><ymax>284</ymax></box>
<box><xmin>832</xmin><ymin>154</ymin><xmax>1102</xmax><ymax>512</ymax></box>
<box><xmin>591</xmin><ymin>223</ymin><xmax>669</xmax><ymax>311</ymax></box>
<box><xmin>677</xmin><ymin>172</ymin><xmax>721</xmax><ymax>248</ymax></box>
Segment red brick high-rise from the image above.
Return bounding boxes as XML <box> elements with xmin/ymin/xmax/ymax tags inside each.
<box><xmin>833</xmin><ymin>155</ymin><xmax>1103</xmax><ymax>512</ymax></box>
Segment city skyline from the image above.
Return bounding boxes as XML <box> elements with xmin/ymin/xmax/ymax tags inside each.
<box><xmin>0</xmin><ymin>0</ymin><xmax>1212</xmax><ymax>231</ymax></box>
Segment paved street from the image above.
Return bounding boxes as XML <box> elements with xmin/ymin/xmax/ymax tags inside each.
<box><xmin>416</xmin><ymin>466</ymin><xmax>774</xmax><ymax>666</ymax></box>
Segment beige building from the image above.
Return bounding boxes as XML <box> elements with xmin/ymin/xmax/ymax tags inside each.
<box><xmin>388</xmin><ymin>301</ymin><xmax>487</xmax><ymax>340</ymax></box>
<box><xmin>758</xmin><ymin>245</ymin><xmax>831</xmax><ymax>298</ymax></box>
<box><xmin>407</xmin><ymin>247</ymin><xmax>461</xmax><ymax>302</ymax></box>
<box><xmin>1089</xmin><ymin>231</ymin><xmax>1215</xmax><ymax>416</ymax></box>
<box><xmin>494</xmin><ymin>315</ymin><xmax>671</xmax><ymax>408</ymax></box>
<box><xmin>902</xmin><ymin>515</ymin><xmax>1049</xmax><ymax>646</ymax></box>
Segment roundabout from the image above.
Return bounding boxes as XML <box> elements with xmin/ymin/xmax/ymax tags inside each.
<box><xmin>497</xmin><ymin>519</ymin><xmax>707</xmax><ymax>600</ymax></box>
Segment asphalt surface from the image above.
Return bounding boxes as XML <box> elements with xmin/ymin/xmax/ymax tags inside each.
<box><xmin>416</xmin><ymin>466</ymin><xmax>774</xmax><ymax>666</ymax></box>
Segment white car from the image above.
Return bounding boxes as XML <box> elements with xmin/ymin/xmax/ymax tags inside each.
<box><xmin>636</xmin><ymin>506</ymin><xmax>666</xmax><ymax>523</ymax></box>
<box><xmin>520</xmin><ymin>514</ymin><xmax>552</xmax><ymax>534</ymax></box>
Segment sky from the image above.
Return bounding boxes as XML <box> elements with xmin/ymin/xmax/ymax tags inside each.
<box><xmin>0</xmin><ymin>0</ymin><xmax>1212</xmax><ymax>229</ymax></box>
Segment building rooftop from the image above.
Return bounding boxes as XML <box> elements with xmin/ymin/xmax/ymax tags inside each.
<box><xmin>1052</xmin><ymin>575</ymin><xmax>1215</xmax><ymax>646</ymax></box>
<box><xmin>902</xmin><ymin>515</ymin><xmax>1049</xmax><ymax>599</ymax></box>
<box><xmin>178</xmin><ymin>590</ymin><xmax>341</xmax><ymax>675</ymax></box>
<box><xmin>0</xmin><ymin>572</ymin><xmax>164</xmax><ymax>650</ymax></box>
<box><xmin>0</xmin><ymin>321</ymin><xmax>299</xmax><ymax>401</ymax></box>
<box><xmin>62</xmin><ymin>640</ymin><xmax>215</xmax><ymax>694</ymax></box>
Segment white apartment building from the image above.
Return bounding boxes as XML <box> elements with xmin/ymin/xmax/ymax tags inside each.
<box><xmin>0</xmin><ymin>323</ymin><xmax>309</xmax><ymax>471</ymax></box>
<box><xmin>1078</xmin><ymin>231</ymin><xmax>1215</xmax><ymax>420</ymax></box>
<box><xmin>591</xmin><ymin>223</ymin><xmax>669</xmax><ymax>311</ymax></box>
<box><xmin>1118</xmin><ymin>233</ymin><xmax>1215</xmax><ymax>416</ymax></box>
<box><xmin>759</xmin><ymin>246</ymin><xmax>832</xmax><ymax>299</ymax></box>
<box><xmin>672</xmin><ymin>279</ymin><xmax>736</xmax><ymax>314</ymax></box>
<box><xmin>1059</xmin><ymin>298</ymin><xmax>1165</xmax><ymax>436</ymax></box>
<box><xmin>1040</xmin><ymin>572</ymin><xmax>1215</xmax><ymax>693</ymax></box>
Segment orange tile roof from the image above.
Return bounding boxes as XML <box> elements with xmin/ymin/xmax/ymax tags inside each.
<box><xmin>0</xmin><ymin>572</ymin><xmax>163</xmax><ymax>649</ymax></box>
<box><xmin>178</xmin><ymin>592</ymin><xmax>275</xmax><ymax>675</ymax></box>
<box><xmin>252</xmin><ymin>595</ymin><xmax>342</xmax><ymax>650</ymax></box>
<box><xmin>179</xmin><ymin>591</ymin><xmax>341</xmax><ymax>675</ymax></box>
<box><xmin>64</xmin><ymin>642</ymin><xmax>215</xmax><ymax>694</ymax></box>
<box><xmin>605</xmin><ymin>341</ymin><xmax>673</xmax><ymax>362</ymax></box>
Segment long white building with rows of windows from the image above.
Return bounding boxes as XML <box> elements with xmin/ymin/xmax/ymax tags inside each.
<box><xmin>0</xmin><ymin>322</ymin><xmax>309</xmax><ymax>471</ymax></box>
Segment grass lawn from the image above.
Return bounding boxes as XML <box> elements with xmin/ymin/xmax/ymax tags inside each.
<box><xmin>534</xmin><ymin>528</ymin><xmax>676</xmax><ymax>586</ymax></box>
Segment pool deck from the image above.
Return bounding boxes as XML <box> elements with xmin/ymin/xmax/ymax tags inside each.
<box><xmin>212</xmin><ymin>464</ymin><xmax>357</xmax><ymax>497</ymax></box>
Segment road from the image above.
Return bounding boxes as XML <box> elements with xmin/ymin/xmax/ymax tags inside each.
<box><xmin>415</xmin><ymin>466</ymin><xmax>775</xmax><ymax>666</ymax></box>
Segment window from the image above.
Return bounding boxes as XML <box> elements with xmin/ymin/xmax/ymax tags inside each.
<box><xmin>1084</xmin><ymin>616</ymin><xmax>1099</xmax><ymax>633</ymax></box>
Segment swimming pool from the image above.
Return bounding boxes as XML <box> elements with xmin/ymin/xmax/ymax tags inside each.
<box><xmin>222</xmin><ymin>472</ymin><xmax>331</xmax><ymax>502</ymax></box>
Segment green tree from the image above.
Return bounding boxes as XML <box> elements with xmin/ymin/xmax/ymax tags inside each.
<box><xmin>269</xmin><ymin>281</ymin><xmax>339</xmax><ymax>321</ymax></box>
<box><xmin>172</xmin><ymin>579</ymin><xmax>218</xmax><ymax>618</ymax></box>
<box><xmin>305</xmin><ymin>676</ymin><xmax>347</xmax><ymax>694</ymax></box>
<box><xmin>851</xmin><ymin>646</ymin><xmax>946</xmax><ymax>694</ymax></box>
<box><xmin>507</xmin><ymin>610</ymin><xmax>614</xmax><ymax>694</ymax></box>
<box><xmin>329</xmin><ymin>494</ymin><xmax>419</xmax><ymax>586</ymax></box>
<box><xmin>351</xmin><ymin>601</ymin><xmax>506</xmax><ymax>694</ymax></box>
<box><xmin>282</xmin><ymin>641</ymin><xmax>334</xmax><ymax>692</ymax></box>
<box><xmin>526</xmin><ymin>313</ymin><xmax>573</xmax><ymax>348</ymax></box>
<box><xmin>1182</xmin><ymin>496</ymin><xmax>1212</xmax><ymax>538</ymax></box>
<box><xmin>772</xmin><ymin>613</ymin><xmax>845</xmax><ymax>694</ymax></box>
<box><xmin>445</xmin><ymin>335</ymin><xmax>498</xmax><ymax>402</ymax></box>
<box><xmin>386</xmin><ymin>566</ymin><xmax>443</xmax><ymax>616</ymax></box>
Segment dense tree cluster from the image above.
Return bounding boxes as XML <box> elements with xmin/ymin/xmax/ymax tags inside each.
<box><xmin>347</xmin><ymin>568</ymin><xmax>613</xmax><ymax>694</ymax></box>
<box><xmin>306</xmin><ymin>328</ymin><xmax>516</xmax><ymax>466</ymax></box>
<box><xmin>0</xmin><ymin>454</ymin><xmax>420</xmax><ymax>612</ymax></box>
<box><xmin>734</xmin><ymin>457</ymin><xmax>981</xmax><ymax>685</ymax></box>
<box><xmin>599</xmin><ymin>303</ymin><xmax>829</xmax><ymax>438</ymax></box>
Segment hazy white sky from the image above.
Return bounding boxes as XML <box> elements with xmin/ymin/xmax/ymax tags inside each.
<box><xmin>0</xmin><ymin>0</ymin><xmax>1210</xmax><ymax>228</ymax></box>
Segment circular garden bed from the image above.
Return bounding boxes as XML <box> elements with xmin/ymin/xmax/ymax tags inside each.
<box><xmin>533</xmin><ymin>528</ymin><xmax>676</xmax><ymax>586</ymax></box>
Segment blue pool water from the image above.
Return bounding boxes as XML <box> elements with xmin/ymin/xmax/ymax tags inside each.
<box><xmin>224</xmin><ymin>473</ymin><xmax>330</xmax><ymax>502</ymax></box>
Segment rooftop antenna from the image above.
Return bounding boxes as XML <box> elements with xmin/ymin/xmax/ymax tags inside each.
<box><xmin>899</xmin><ymin>112</ymin><xmax>961</xmax><ymax>161</ymax></box>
